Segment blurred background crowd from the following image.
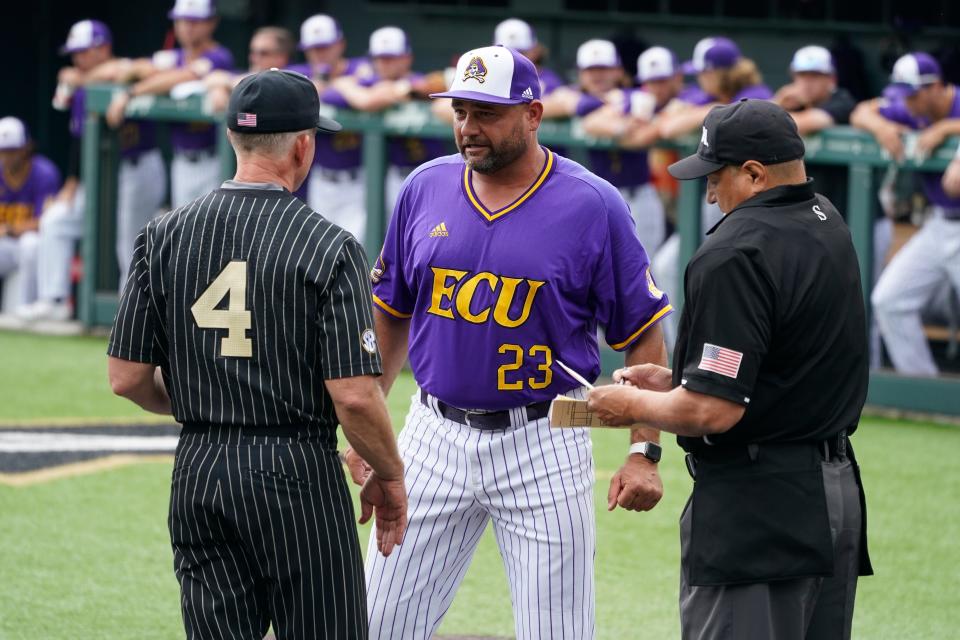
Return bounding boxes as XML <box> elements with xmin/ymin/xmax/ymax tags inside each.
<box><xmin>2</xmin><ymin>0</ymin><xmax>960</xmax><ymax>378</ymax></box>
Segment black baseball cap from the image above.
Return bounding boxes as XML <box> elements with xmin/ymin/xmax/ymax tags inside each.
<box><xmin>668</xmin><ymin>99</ymin><xmax>804</xmax><ymax>180</ymax></box>
<box><xmin>227</xmin><ymin>68</ymin><xmax>342</xmax><ymax>134</ymax></box>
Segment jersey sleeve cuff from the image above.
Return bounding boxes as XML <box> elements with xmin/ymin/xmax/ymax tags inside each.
<box><xmin>322</xmin><ymin>361</ymin><xmax>384</xmax><ymax>380</ymax></box>
<box><xmin>680</xmin><ymin>372</ymin><xmax>752</xmax><ymax>407</ymax></box>
<box><xmin>372</xmin><ymin>294</ymin><xmax>413</xmax><ymax>319</ymax></box>
<box><xmin>607</xmin><ymin>304</ymin><xmax>673</xmax><ymax>351</ymax></box>
<box><xmin>106</xmin><ymin>343</ymin><xmax>158</xmax><ymax>365</ymax></box>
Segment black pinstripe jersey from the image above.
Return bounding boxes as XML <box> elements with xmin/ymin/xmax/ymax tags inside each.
<box><xmin>107</xmin><ymin>183</ymin><xmax>382</xmax><ymax>442</ymax></box>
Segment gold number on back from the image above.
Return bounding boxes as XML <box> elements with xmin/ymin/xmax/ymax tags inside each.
<box><xmin>190</xmin><ymin>261</ymin><xmax>253</xmax><ymax>358</ymax></box>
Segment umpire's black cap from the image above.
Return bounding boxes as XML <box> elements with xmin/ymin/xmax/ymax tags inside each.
<box><xmin>227</xmin><ymin>68</ymin><xmax>342</xmax><ymax>134</ymax></box>
<box><xmin>668</xmin><ymin>99</ymin><xmax>805</xmax><ymax>180</ymax></box>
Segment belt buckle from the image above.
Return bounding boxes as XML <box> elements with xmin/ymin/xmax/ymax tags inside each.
<box><xmin>463</xmin><ymin>409</ymin><xmax>486</xmax><ymax>428</ymax></box>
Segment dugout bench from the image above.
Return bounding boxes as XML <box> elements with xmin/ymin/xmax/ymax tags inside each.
<box><xmin>80</xmin><ymin>84</ymin><xmax>960</xmax><ymax>416</ymax></box>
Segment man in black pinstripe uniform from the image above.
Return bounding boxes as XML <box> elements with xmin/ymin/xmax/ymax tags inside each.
<box><xmin>106</xmin><ymin>69</ymin><xmax>407</xmax><ymax>640</ymax></box>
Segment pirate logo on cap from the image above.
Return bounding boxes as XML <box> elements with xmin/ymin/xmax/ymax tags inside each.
<box><xmin>463</xmin><ymin>56</ymin><xmax>488</xmax><ymax>84</ymax></box>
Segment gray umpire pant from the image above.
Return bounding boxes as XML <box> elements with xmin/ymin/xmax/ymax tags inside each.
<box><xmin>679</xmin><ymin>456</ymin><xmax>862</xmax><ymax>640</ymax></box>
<box><xmin>169</xmin><ymin>426</ymin><xmax>368</xmax><ymax>640</ymax></box>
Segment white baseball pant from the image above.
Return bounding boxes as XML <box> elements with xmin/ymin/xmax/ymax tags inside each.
<box><xmin>0</xmin><ymin>231</ymin><xmax>39</xmax><ymax>309</ymax></box>
<box><xmin>872</xmin><ymin>207</ymin><xmax>960</xmax><ymax>376</ymax></box>
<box><xmin>117</xmin><ymin>150</ymin><xmax>166</xmax><ymax>287</ymax></box>
<box><xmin>385</xmin><ymin>166</ymin><xmax>412</xmax><ymax>222</ymax></box>
<box><xmin>621</xmin><ymin>183</ymin><xmax>666</xmax><ymax>256</ymax></box>
<box><xmin>365</xmin><ymin>389</ymin><xmax>595</xmax><ymax>640</ymax></box>
<box><xmin>37</xmin><ymin>186</ymin><xmax>85</xmax><ymax>302</ymax></box>
<box><xmin>171</xmin><ymin>150</ymin><xmax>221</xmax><ymax>208</ymax></box>
<box><xmin>308</xmin><ymin>168</ymin><xmax>366</xmax><ymax>245</ymax></box>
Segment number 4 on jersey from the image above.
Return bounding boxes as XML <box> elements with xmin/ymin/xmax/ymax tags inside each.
<box><xmin>191</xmin><ymin>261</ymin><xmax>253</xmax><ymax>358</ymax></box>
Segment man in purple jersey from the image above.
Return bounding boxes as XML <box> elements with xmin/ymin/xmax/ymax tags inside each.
<box><xmin>0</xmin><ymin>118</ymin><xmax>60</xmax><ymax>311</ymax></box>
<box><xmin>493</xmin><ymin>18</ymin><xmax>563</xmax><ymax>95</ymax></box>
<box><xmin>326</xmin><ymin>26</ymin><xmax>447</xmax><ymax>231</ymax></box>
<box><xmin>344</xmin><ymin>45</ymin><xmax>671</xmax><ymax>639</ymax></box>
<box><xmin>290</xmin><ymin>14</ymin><xmax>375</xmax><ymax>238</ymax></box>
<box><xmin>106</xmin><ymin>0</ymin><xmax>234</xmax><ymax>207</ymax></box>
<box><xmin>22</xmin><ymin>20</ymin><xmax>166</xmax><ymax>321</ymax></box>
<box><xmin>852</xmin><ymin>52</ymin><xmax>960</xmax><ymax>376</ymax></box>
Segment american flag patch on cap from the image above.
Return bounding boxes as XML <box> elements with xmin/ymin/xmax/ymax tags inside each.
<box><xmin>237</xmin><ymin>112</ymin><xmax>257</xmax><ymax>127</ymax></box>
<box><xmin>698</xmin><ymin>343</ymin><xmax>743</xmax><ymax>379</ymax></box>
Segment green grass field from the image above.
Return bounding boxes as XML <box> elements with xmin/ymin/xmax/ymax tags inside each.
<box><xmin>1</xmin><ymin>330</ymin><xmax>959</xmax><ymax>638</ymax></box>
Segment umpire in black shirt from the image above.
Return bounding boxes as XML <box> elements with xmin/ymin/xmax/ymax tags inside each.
<box><xmin>107</xmin><ymin>69</ymin><xmax>407</xmax><ymax>639</ymax></box>
<box><xmin>589</xmin><ymin>99</ymin><xmax>871</xmax><ymax>639</ymax></box>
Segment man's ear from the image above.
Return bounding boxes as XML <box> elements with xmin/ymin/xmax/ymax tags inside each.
<box><xmin>526</xmin><ymin>100</ymin><xmax>544</xmax><ymax>129</ymax></box>
<box><xmin>741</xmin><ymin>160</ymin><xmax>767</xmax><ymax>187</ymax></box>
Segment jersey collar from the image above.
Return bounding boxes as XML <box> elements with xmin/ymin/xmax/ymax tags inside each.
<box><xmin>461</xmin><ymin>147</ymin><xmax>555</xmax><ymax>223</ymax></box>
<box><xmin>707</xmin><ymin>179</ymin><xmax>816</xmax><ymax>235</ymax></box>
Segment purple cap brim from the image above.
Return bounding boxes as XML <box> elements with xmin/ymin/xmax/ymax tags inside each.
<box><xmin>681</xmin><ymin>60</ymin><xmax>698</xmax><ymax>75</ymax></box>
<box><xmin>429</xmin><ymin>89</ymin><xmax>527</xmax><ymax>105</ymax></box>
<box><xmin>299</xmin><ymin>39</ymin><xmax>340</xmax><ymax>51</ymax></box>
<box><xmin>168</xmin><ymin>11</ymin><xmax>215</xmax><ymax>20</ymax></box>
<box><xmin>883</xmin><ymin>83</ymin><xmax>917</xmax><ymax>99</ymax></box>
<box><xmin>640</xmin><ymin>72</ymin><xmax>675</xmax><ymax>83</ymax></box>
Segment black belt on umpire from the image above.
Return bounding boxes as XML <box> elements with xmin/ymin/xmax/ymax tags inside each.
<box><xmin>684</xmin><ymin>430</ymin><xmax>848</xmax><ymax>480</ymax></box>
<box><xmin>419</xmin><ymin>389</ymin><xmax>551</xmax><ymax>430</ymax></box>
<box><xmin>181</xmin><ymin>422</ymin><xmax>315</xmax><ymax>438</ymax></box>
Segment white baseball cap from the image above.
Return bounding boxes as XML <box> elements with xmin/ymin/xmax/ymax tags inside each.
<box><xmin>577</xmin><ymin>39</ymin><xmax>620</xmax><ymax>70</ymax></box>
<box><xmin>790</xmin><ymin>45</ymin><xmax>834</xmax><ymax>74</ymax></box>
<box><xmin>168</xmin><ymin>0</ymin><xmax>216</xmax><ymax>20</ymax></box>
<box><xmin>494</xmin><ymin>18</ymin><xmax>537</xmax><ymax>52</ymax></box>
<box><xmin>0</xmin><ymin>117</ymin><xmax>29</xmax><ymax>150</ymax></box>
<box><xmin>637</xmin><ymin>46</ymin><xmax>679</xmax><ymax>82</ymax></box>
<box><xmin>60</xmin><ymin>20</ymin><xmax>112</xmax><ymax>55</ymax></box>
<box><xmin>369</xmin><ymin>26</ymin><xmax>410</xmax><ymax>58</ymax></box>
<box><xmin>430</xmin><ymin>45</ymin><xmax>541</xmax><ymax>105</ymax></box>
<box><xmin>299</xmin><ymin>14</ymin><xmax>342</xmax><ymax>50</ymax></box>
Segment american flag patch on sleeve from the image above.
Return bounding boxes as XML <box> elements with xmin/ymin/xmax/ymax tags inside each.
<box><xmin>698</xmin><ymin>343</ymin><xmax>743</xmax><ymax>379</ymax></box>
<box><xmin>237</xmin><ymin>112</ymin><xmax>257</xmax><ymax>127</ymax></box>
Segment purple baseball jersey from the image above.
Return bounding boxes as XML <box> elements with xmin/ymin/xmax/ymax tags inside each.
<box><xmin>880</xmin><ymin>89</ymin><xmax>960</xmax><ymax>211</ymax></box>
<box><xmin>731</xmin><ymin>83</ymin><xmax>773</xmax><ymax>101</ymax></box>
<box><xmin>575</xmin><ymin>91</ymin><xmax>650</xmax><ymax>187</ymax></box>
<box><xmin>0</xmin><ymin>154</ymin><xmax>62</xmax><ymax>226</ymax></box>
<box><xmin>69</xmin><ymin>87</ymin><xmax>158</xmax><ymax>158</ymax></box>
<box><xmin>538</xmin><ymin>66</ymin><xmax>564</xmax><ymax>95</ymax></box>
<box><xmin>167</xmin><ymin>45</ymin><xmax>234</xmax><ymax>152</ymax></box>
<box><xmin>323</xmin><ymin>72</ymin><xmax>446</xmax><ymax>168</ymax></box>
<box><xmin>311</xmin><ymin>58</ymin><xmax>375</xmax><ymax>170</ymax></box>
<box><xmin>372</xmin><ymin>149</ymin><xmax>672</xmax><ymax>410</ymax></box>
<box><xmin>677</xmin><ymin>84</ymin><xmax>716</xmax><ymax>106</ymax></box>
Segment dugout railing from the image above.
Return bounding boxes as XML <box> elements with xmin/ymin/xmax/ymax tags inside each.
<box><xmin>81</xmin><ymin>84</ymin><xmax>960</xmax><ymax>416</ymax></box>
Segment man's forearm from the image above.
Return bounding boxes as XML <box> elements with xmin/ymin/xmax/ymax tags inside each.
<box><xmin>624</xmin><ymin>386</ymin><xmax>742</xmax><ymax>437</ymax></box>
<box><xmin>123</xmin><ymin>368</ymin><xmax>172</xmax><ymax>415</ymax></box>
<box><xmin>625</xmin><ymin>325</ymin><xmax>668</xmax><ymax>445</ymax></box>
<box><xmin>131</xmin><ymin>69</ymin><xmax>199</xmax><ymax>97</ymax></box>
<box><xmin>373</xmin><ymin>311</ymin><xmax>410</xmax><ymax>395</ymax></box>
<box><xmin>339</xmin><ymin>396</ymin><xmax>404</xmax><ymax>479</ymax></box>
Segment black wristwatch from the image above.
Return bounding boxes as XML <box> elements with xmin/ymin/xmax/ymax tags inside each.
<box><xmin>629</xmin><ymin>441</ymin><xmax>662</xmax><ymax>463</ymax></box>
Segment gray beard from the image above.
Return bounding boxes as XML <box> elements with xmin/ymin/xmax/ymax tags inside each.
<box><xmin>461</xmin><ymin>135</ymin><xmax>528</xmax><ymax>174</ymax></box>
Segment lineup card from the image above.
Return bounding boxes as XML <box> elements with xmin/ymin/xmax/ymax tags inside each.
<box><xmin>549</xmin><ymin>396</ymin><xmax>636</xmax><ymax>429</ymax></box>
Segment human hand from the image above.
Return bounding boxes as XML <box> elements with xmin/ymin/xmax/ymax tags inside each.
<box><xmin>773</xmin><ymin>83</ymin><xmax>805</xmax><ymax>111</ymax></box>
<box><xmin>943</xmin><ymin>157</ymin><xmax>960</xmax><ymax>198</ymax></box>
<box><xmin>359</xmin><ymin>472</ymin><xmax>408</xmax><ymax>557</ymax></box>
<box><xmin>105</xmin><ymin>92</ymin><xmax>130</xmax><ymax>129</ymax></box>
<box><xmin>613</xmin><ymin>363</ymin><xmax>673</xmax><ymax>391</ymax></box>
<box><xmin>58</xmin><ymin>66</ymin><xmax>83</xmax><ymax>86</ymax></box>
<box><xmin>587</xmin><ymin>385</ymin><xmax>639</xmax><ymax>426</ymax></box>
<box><xmin>607</xmin><ymin>454</ymin><xmax>664</xmax><ymax>512</ymax></box>
<box><xmin>875</xmin><ymin>122</ymin><xmax>907</xmax><ymax>161</ymax></box>
<box><xmin>343</xmin><ymin>447</ymin><xmax>373</xmax><ymax>486</ymax></box>
<box><xmin>915</xmin><ymin>122</ymin><xmax>947</xmax><ymax>159</ymax></box>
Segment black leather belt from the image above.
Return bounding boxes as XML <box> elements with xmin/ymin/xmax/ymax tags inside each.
<box><xmin>318</xmin><ymin>168</ymin><xmax>360</xmax><ymax>182</ymax></box>
<box><xmin>685</xmin><ymin>430</ymin><xmax>848</xmax><ymax>480</ymax></box>
<box><xmin>182</xmin><ymin>422</ymin><xmax>310</xmax><ymax>438</ymax></box>
<box><xmin>178</xmin><ymin>149</ymin><xmax>216</xmax><ymax>163</ymax></box>
<box><xmin>419</xmin><ymin>389</ymin><xmax>551</xmax><ymax>430</ymax></box>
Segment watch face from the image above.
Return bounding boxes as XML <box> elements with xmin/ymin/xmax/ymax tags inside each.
<box><xmin>648</xmin><ymin>443</ymin><xmax>662</xmax><ymax>463</ymax></box>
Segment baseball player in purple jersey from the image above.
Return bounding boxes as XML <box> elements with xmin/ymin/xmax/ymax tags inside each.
<box><xmin>493</xmin><ymin>19</ymin><xmax>564</xmax><ymax>96</ymax></box>
<box><xmin>106</xmin><ymin>0</ymin><xmax>234</xmax><ymax>208</ymax></box>
<box><xmin>21</xmin><ymin>20</ymin><xmax>166</xmax><ymax>321</ymax></box>
<box><xmin>852</xmin><ymin>52</ymin><xmax>960</xmax><ymax>376</ymax></box>
<box><xmin>344</xmin><ymin>45</ymin><xmax>672</xmax><ymax>639</ymax></box>
<box><xmin>325</xmin><ymin>26</ymin><xmax>447</xmax><ymax>224</ymax></box>
<box><xmin>290</xmin><ymin>14</ymin><xmax>375</xmax><ymax>241</ymax></box>
<box><xmin>0</xmin><ymin>118</ymin><xmax>60</xmax><ymax>311</ymax></box>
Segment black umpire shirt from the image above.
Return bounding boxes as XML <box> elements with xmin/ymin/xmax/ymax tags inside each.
<box><xmin>107</xmin><ymin>181</ymin><xmax>382</xmax><ymax>448</ymax></box>
<box><xmin>672</xmin><ymin>179</ymin><xmax>868</xmax><ymax>454</ymax></box>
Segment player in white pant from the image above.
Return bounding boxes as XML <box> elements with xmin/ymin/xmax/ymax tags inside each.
<box><xmin>308</xmin><ymin>168</ymin><xmax>366</xmax><ymax>242</ymax></box>
<box><xmin>117</xmin><ymin>149</ymin><xmax>166</xmax><ymax>285</ymax></box>
<box><xmin>348</xmin><ymin>47</ymin><xmax>671</xmax><ymax>640</ymax></box>
<box><xmin>366</xmin><ymin>389</ymin><xmax>595</xmax><ymax>639</ymax></box>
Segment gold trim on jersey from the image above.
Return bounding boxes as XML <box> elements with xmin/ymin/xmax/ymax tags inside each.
<box><xmin>373</xmin><ymin>294</ymin><xmax>413</xmax><ymax>319</ymax></box>
<box><xmin>463</xmin><ymin>149</ymin><xmax>555</xmax><ymax>222</ymax></box>
<box><xmin>608</xmin><ymin>304</ymin><xmax>673</xmax><ymax>351</ymax></box>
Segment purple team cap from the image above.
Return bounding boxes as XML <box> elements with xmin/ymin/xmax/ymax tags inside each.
<box><xmin>888</xmin><ymin>52</ymin><xmax>942</xmax><ymax>96</ymax></box>
<box><xmin>637</xmin><ymin>46</ymin><xmax>679</xmax><ymax>82</ymax></box>
<box><xmin>494</xmin><ymin>18</ymin><xmax>537</xmax><ymax>52</ymax></box>
<box><xmin>0</xmin><ymin>117</ymin><xmax>29</xmax><ymax>150</ymax></box>
<box><xmin>59</xmin><ymin>20</ymin><xmax>112</xmax><ymax>55</ymax></box>
<box><xmin>790</xmin><ymin>45</ymin><xmax>834</xmax><ymax>75</ymax></box>
<box><xmin>368</xmin><ymin>26</ymin><xmax>410</xmax><ymax>58</ymax></box>
<box><xmin>577</xmin><ymin>39</ymin><xmax>621</xmax><ymax>70</ymax></box>
<box><xmin>168</xmin><ymin>0</ymin><xmax>216</xmax><ymax>20</ymax></box>
<box><xmin>299</xmin><ymin>14</ymin><xmax>342</xmax><ymax>50</ymax></box>
<box><xmin>682</xmin><ymin>37</ymin><xmax>741</xmax><ymax>74</ymax></box>
<box><xmin>430</xmin><ymin>45</ymin><xmax>541</xmax><ymax>105</ymax></box>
